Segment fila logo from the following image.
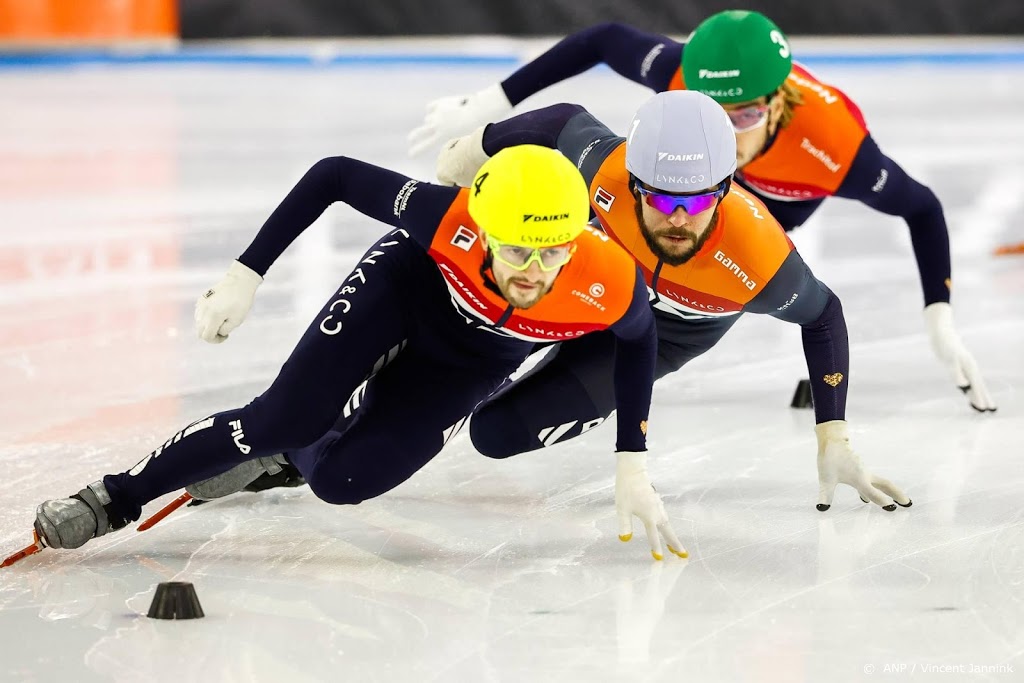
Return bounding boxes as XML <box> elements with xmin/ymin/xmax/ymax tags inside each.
<box><xmin>451</xmin><ymin>225</ymin><xmax>478</xmax><ymax>251</ymax></box>
<box><xmin>657</xmin><ymin>152</ymin><xmax>705</xmax><ymax>161</ymax></box>
<box><xmin>229</xmin><ymin>419</ymin><xmax>251</xmax><ymax>455</ymax></box>
<box><xmin>594</xmin><ymin>186</ymin><xmax>615</xmax><ymax>211</ymax></box>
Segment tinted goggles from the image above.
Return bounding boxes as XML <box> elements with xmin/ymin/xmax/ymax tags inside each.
<box><xmin>636</xmin><ymin>183</ymin><xmax>727</xmax><ymax>216</ymax></box>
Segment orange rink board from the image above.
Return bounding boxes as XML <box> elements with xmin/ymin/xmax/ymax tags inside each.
<box><xmin>0</xmin><ymin>0</ymin><xmax>177</xmax><ymax>40</ymax></box>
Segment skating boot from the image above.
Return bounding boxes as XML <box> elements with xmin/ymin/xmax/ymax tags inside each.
<box><xmin>34</xmin><ymin>481</ymin><xmax>129</xmax><ymax>550</ymax></box>
<box><xmin>244</xmin><ymin>460</ymin><xmax>305</xmax><ymax>493</ymax></box>
<box><xmin>186</xmin><ymin>454</ymin><xmax>302</xmax><ymax>500</ymax></box>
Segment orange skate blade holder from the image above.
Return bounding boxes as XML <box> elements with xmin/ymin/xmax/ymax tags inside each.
<box><xmin>1</xmin><ymin>530</ymin><xmax>45</xmax><ymax>569</ymax></box>
<box><xmin>137</xmin><ymin>492</ymin><xmax>193</xmax><ymax>532</ymax></box>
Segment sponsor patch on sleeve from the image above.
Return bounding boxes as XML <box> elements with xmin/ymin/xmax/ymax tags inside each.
<box><xmin>594</xmin><ymin>186</ymin><xmax>615</xmax><ymax>212</ymax></box>
<box><xmin>450</xmin><ymin>225</ymin><xmax>478</xmax><ymax>251</ymax></box>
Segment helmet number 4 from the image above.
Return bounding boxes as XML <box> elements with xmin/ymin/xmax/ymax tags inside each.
<box><xmin>474</xmin><ymin>171</ymin><xmax>489</xmax><ymax>197</ymax></box>
<box><xmin>770</xmin><ymin>30</ymin><xmax>790</xmax><ymax>59</ymax></box>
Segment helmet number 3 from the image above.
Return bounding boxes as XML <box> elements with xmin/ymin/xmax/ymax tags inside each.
<box><xmin>770</xmin><ymin>30</ymin><xmax>790</xmax><ymax>59</ymax></box>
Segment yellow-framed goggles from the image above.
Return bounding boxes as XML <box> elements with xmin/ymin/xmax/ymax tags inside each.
<box><xmin>487</xmin><ymin>237</ymin><xmax>576</xmax><ymax>272</ymax></box>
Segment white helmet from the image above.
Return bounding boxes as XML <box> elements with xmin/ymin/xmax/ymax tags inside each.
<box><xmin>625</xmin><ymin>90</ymin><xmax>737</xmax><ymax>192</ymax></box>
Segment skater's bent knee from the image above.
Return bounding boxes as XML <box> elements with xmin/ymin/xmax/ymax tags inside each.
<box><xmin>306</xmin><ymin>473</ymin><xmax>381</xmax><ymax>506</ymax></box>
<box><xmin>470</xmin><ymin>410</ymin><xmax>530</xmax><ymax>459</ymax></box>
<box><xmin>306</xmin><ymin>477</ymin><xmax>363</xmax><ymax>505</ymax></box>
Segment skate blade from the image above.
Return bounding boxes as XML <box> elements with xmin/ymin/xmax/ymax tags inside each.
<box><xmin>1</xmin><ymin>530</ymin><xmax>44</xmax><ymax>569</ymax></box>
<box><xmin>137</xmin><ymin>492</ymin><xmax>193</xmax><ymax>532</ymax></box>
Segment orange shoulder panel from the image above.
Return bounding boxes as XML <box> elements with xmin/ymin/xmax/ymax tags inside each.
<box><xmin>668</xmin><ymin>65</ymin><xmax>684</xmax><ymax>92</ymax></box>
<box><xmin>588</xmin><ymin>143</ymin><xmax>657</xmax><ymax>267</ymax></box>
<box><xmin>428</xmin><ymin>189</ymin><xmax>512</xmax><ymax>320</ymax></box>
<box><xmin>708</xmin><ymin>187</ymin><xmax>794</xmax><ymax>283</ymax></box>
<box><xmin>740</xmin><ymin>62</ymin><xmax>869</xmax><ymax>200</ymax></box>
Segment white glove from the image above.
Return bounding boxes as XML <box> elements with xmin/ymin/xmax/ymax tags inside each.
<box><xmin>194</xmin><ymin>260</ymin><xmax>263</xmax><ymax>344</ymax></box>
<box><xmin>407</xmin><ymin>83</ymin><xmax>513</xmax><ymax>158</ymax></box>
<box><xmin>615</xmin><ymin>452</ymin><xmax>687</xmax><ymax>561</ymax></box>
<box><xmin>435</xmin><ymin>126</ymin><xmax>490</xmax><ymax>188</ymax></box>
<box><xmin>815</xmin><ymin>420</ymin><xmax>912</xmax><ymax>511</ymax></box>
<box><xmin>924</xmin><ymin>302</ymin><xmax>996</xmax><ymax>412</ymax></box>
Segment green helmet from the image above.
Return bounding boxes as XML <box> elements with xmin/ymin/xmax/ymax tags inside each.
<box><xmin>682</xmin><ymin>10</ymin><xmax>793</xmax><ymax>105</ymax></box>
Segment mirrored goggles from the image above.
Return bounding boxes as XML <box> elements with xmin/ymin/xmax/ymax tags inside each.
<box><xmin>636</xmin><ymin>183</ymin><xmax>727</xmax><ymax>216</ymax></box>
<box><xmin>487</xmin><ymin>238</ymin><xmax>575</xmax><ymax>272</ymax></box>
<box><xmin>726</xmin><ymin>103</ymin><xmax>770</xmax><ymax>133</ymax></box>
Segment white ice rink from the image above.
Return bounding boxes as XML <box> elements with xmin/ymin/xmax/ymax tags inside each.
<box><xmin>1</xmin><ymin>40</ymin><xmax>1023</xmax><ymax>682</ymax></box>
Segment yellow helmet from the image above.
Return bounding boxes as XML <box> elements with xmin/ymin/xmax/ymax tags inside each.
<box><xmin>467</xmin><ymin>145</ymin><xmax>589</xmax><ymax>247</ymax></box>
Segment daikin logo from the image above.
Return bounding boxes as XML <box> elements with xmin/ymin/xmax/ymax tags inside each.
<box><xmin>523</xmin><ymin>213</ymin><xmax>569</xmax><ymax>222</ymax></box>
<box><xmin>657</xmin><ymin>152</ymin><xmax>705</xmax><ymax>161</ymax></box>
<box><xmin>699</xmin><ymin>69</ymin><xmax>741</xmax><ymax>79</ymax></box>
